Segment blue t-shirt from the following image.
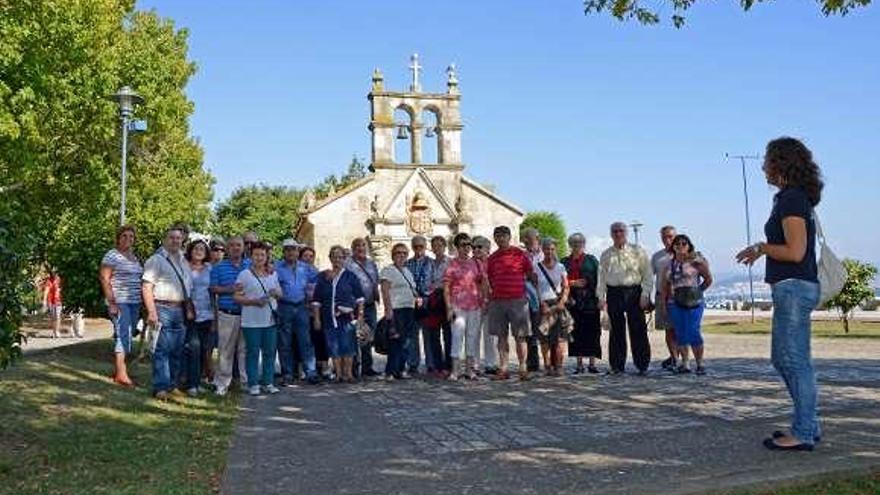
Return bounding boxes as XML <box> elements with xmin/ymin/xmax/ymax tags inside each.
<box><xmin>210</xmin><ymin>258</ymin><xmax>250</xmax><ymax>312</ymax></box>
<box><xmin>764</xmin><ymin>187</ymin><xmax>818</xmax><ymax>284</ymax></box>
<box><xmin>274</xmin><ymin>260</ymin><xmax>318</xmax><ymax>304</ymax></box>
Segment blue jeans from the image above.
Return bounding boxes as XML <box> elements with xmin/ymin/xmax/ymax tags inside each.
<box><xmin>112</xmin><ymin>302</ymin><xmax>140</xmax><ymax>354</ymax></box>
<box><xmin>771</xmin><ymin>278</ymin><xmax>821</xmax><ymax>445</ymax></box>
<box><xmin>277</xmin><ymin>302</ymin><xmax>316</xmax><ymax>378</ymax></box>
<box><xmin>244</xmin><ymin>325</ymin><xmax>278</xmax><ymax>387</ymax></box>
<box><xmin>405</xmin><ymin>321</ymin><xmax>422</xmax><ymax>372</ymax></box>
<box><xmin>152</xmin><ymin>305</ymin><xmax>186</xmax><ymax>394</ymax></box>
<box><xmin>386</xmin><ymin>308</ymin><xmax>415</xmax><ymax>376</ymax></box>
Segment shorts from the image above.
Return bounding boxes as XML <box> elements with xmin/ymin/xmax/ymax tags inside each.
<box><xmin>487</xmin><ymin>298</ymin><xmax>531</xmax><ymax>340</ymax></box>
<box><xmin>654</xmin><ymin>294</ymin><xmax>673</xmax><ymax>330</ymax></box>
<box><xmin>48</xmin><ymin>304</ymin><xmax>62</xmax><ymax>319</ymax></box>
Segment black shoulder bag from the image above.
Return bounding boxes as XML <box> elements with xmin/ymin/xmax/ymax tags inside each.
<box><xmin>164</xmin><ymin>255</ymin><xmax>195</xmax><ymax>322</ymax></box>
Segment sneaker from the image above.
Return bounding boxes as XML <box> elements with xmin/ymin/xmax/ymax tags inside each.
<box><xmin>447</xmin><ymin>373</ymin><xmax>459</xmax><ymax>381</ymax></box>
<box><xmin>661</xmin><ymin>357</ymin><xmax>675</xmax><ymax>370</ymax></box>
<box><xmin>676</xmin><ymin>365</ymin><xmax>691</xmax><ymax>374</ymax></box>
<box><xmin>214</xmin><ymin>386</ymin><xmax>228</xmax><ymax>397</ymax></box>
<box><xmin>248</xmin><ymin>385</ymin><xmax>261</xmax><ymax>396</ymax></box>
<box><xmin>400</xmin><ymin>371</ymin><xmax>410</xmax><ymax>380</ymax></box>
<box><xmin>154</xmin><ymin>390</ymin><xmax>170</xmax><ymax>401</ymax></box>
<box><xmin>306</xmin><ymin>376</ymin><xmax>320</xmax><ymax>385</ymax></box>
<box><xmin>384</xmin><ymin>373</ymin><xmax>396</xmax><ymax>382</ymax></box>
<box><xmin>186</xmin><ymin>387</ymin><xmax>200</xmax><ymax>398</ymax></box>
<box><xmin>263</xmin><ymin>384</ymin><xmax>280</xmax><ymax>394</ymax></box>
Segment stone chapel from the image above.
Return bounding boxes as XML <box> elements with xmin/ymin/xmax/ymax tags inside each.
<box><xmin>295</xmin><ymin>55</ymin><xmax>524</xmax><ymax>267</ymax></box>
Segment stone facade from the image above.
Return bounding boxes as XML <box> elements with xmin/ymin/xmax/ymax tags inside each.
<box><xmin>296</xmin><ymin>56</ymin><xmax>523</xmax><ymax>268</ymax></box>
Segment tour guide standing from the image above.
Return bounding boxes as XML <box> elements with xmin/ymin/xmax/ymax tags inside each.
<box><xmin>142</xmin><ymin>226</ymin><xmax>192</xmax><ymax>399</ymax></box>
<box><xmin>597</xmin><ymin>222</ymin><xmax>653</xmax><ymax>375</ymax></box>
<box><xmin>346</xmin><ymin>237</ymin><xmax>381</xmax><ymax>377</ymax></box>
<box><xmin>487</xmin><ymin>226</ymin><xmax>538</xmax><ymax>381</ymax></box>
<box><xmin>737</xmin><ymin>137</ymin><xmax>824</xmax><ymax>452</ymax></box>
<box><xmin>275</xmin><ymin>239</ymin><xmax>320</xmax><ymax>385</ymax></box>
<box><xmin>210</xmin><ymin>236</ymin><xmax>249</xmax><ymax>396</ymax></box>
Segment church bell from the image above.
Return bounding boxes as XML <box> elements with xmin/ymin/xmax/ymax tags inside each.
<box><xmin>425</xmin><ymin>126</ymin><xmax>436</xmax><ymax>138</ymax></box>
<box><xmin>396</xmin><ymin>125</ymin><xmax>409</xmax><ymax>140</ymax></box>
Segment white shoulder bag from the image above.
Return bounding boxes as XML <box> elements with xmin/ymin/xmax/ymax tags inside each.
<box><xmin>815</xmin><ymin>211</ymin><xmax>847</xmax><ymax>307</ymax></box>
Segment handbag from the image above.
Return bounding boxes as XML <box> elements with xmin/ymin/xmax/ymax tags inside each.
<box><xmin>163</xmin><ymin>255</ymin><xmax>195</xmax><ymax>322</ymax></box>
<box><xmin>373</xmin><ymin>317</ymin><xmax>392</xmax><ymax>355</ymax></box>
<box><xmin>670</xmin><ymin>259</ymin><xmax>703</xmax><ymax>309</ymax></box>
<box><xmin>250</xmin><ymin>268</ymin><xmax>279</xmax><ymax>325</ymax></box>
<box><xmin>537</xmin><ymin>262</ymin><xmax>575</xmax><ymax>338</ymax></box>
<box><xmin>815</xmin><ymin>211</ymin><xmax>847</xmax><ymax>307</ymax></box>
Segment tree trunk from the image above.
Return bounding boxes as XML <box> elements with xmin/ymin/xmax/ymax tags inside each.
<box><xmin>843</xmin><ymin>316</ymin><xmax>850</xmax><ymax>334</ymax></box>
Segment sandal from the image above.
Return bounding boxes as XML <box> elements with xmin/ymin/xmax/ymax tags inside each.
<box><xmin>491</xmin><ymin>371</ymin><xmax>510</xmax><ymax>381</ymax></box>
<box><xmin>763</xmin><ymin>437</ymin><xmax>814</xmax><ymax>451</ymax></box>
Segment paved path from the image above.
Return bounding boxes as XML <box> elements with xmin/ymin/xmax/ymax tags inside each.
<box><xmin>222</xmin><ymin>333</ymin><xmax>880</xmax><ymax>495</ymax></box>
<box><xmin>20</xmin><ymin>317</ymin><xmax>113</xmax><ymax>355</ymax></box>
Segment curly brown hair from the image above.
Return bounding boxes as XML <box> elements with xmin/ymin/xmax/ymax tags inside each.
<box><xmin>764</xmin><ymin>137</ymin><xmax>824</xmax><ymax>206</ymax></box>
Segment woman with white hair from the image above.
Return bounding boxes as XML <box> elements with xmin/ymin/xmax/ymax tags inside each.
<box><xmin>562</xmin><ymin>233</ymin><xmax>602</xmax><ymax>374</ymax></box>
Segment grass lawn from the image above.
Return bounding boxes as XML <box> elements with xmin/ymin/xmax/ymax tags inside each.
<box><xmin>0</xmin><ymin>339</ymin><xmax>239</xmax><ymax>495</ymax></box>
<box><xmin>736</xmin><ymin>469</ymin><xmax>880</xmax><ymax>494</ymax></box>
<box><xmin>703</xmin><ymin>319</ymin><xmax>880</xmax><ymax>339</ymax></box>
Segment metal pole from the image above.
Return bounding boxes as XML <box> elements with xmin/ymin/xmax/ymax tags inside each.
<box><xmin>739</xmin><ymin>156</ymin><xmax>756</xmax><ymax>324</ymax></box>
<box><xmin>119</xmin><ymin>113</ymin><xmax>129</xmax><ymax>226</ymax></box>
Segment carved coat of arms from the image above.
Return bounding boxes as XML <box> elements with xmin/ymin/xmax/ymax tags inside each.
<box><xmin>408</xmin><ymin>192</ymin><xmax>432</xmax><ymax>235</ymax></box>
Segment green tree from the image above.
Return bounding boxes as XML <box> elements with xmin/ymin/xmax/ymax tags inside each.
<box><xmin>0</xmin><ymin>0</ymin><xmax>213</xmax><ymax>338</ymax></box>
<box><xmin>314</xmin><ymin>155</ymin><xmax>368</xmax><ymax>199</ymax></box>
<box><xmin>825</xmin><ymin>259</ymin><xmax>878</xmax><ymax>333</ymax></box>
<box><xmin>584</xmin><ymin>0</ymin><xmax>871</xmax><ymax>28</ymax></box>
<box><xmin>214</xmin><ymin>185</ymin><xmax>304</xmax><ymax>247</ymax></box>
<box><xmin>521</xmin><ymin>211</ymin><xmax>568</xmax><ymax>258</ymax></box>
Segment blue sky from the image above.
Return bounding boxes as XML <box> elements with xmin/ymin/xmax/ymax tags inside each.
<box><xmin>137</xmin><ymin>0</ymin><xmax>879</xmax><ymax>275</ymax></box>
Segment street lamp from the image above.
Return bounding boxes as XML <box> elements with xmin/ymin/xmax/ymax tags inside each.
<box><xmin>107</xmin><ymin>86</ymin><xmax>144</xmax><ymax>226</ymax></box>
<box><xmin>725</xmin><ymin>153</ymin><xmax>761</xmax><ymax>323</ymax></box>
<box><xmin>629</xmin><ymin>220</ymin><xmax>643</xmax><ymax>245</ymax></box>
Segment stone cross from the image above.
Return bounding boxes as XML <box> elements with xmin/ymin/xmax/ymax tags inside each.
<box><xmin>409</xmin><ymin>53</ymin><xmax>422</xmax><ymax>92</ymax></box>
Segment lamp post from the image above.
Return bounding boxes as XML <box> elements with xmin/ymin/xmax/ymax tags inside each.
<box><xmin>629</xmin><ymin>220</ymin><xmax>643</xmax><ymax>245</ymax></box>
<box><xmin>726</xmin><ymin>153</ymin><xmax>761</xmax><ymax>323</ymax></box>
<box><xmin>107</xmin><ymin>86</ymin><xmax>144</xmax><ymax>226</ymax></box>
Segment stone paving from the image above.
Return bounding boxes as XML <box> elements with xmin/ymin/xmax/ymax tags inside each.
<box><xmin>221</xmin><ymin>333</ymin><xmax>880</xmax><ymax>495</ymax></box>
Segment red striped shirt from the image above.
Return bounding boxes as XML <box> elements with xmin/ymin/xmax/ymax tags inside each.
<box><xmin>487</xmin><ymin>247</ymin><xmax>533</xmax><ymax>300</ymax></box>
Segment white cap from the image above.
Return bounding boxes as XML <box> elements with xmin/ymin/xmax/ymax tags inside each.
<box><xmin>281</xmin><ymin>238</ymin><xmax>301</xmax><ymax>249</ymax></box>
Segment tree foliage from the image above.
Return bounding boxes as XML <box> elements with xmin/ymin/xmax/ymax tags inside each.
<box><xmin>521</xmin><ymin>211</ymin><xmax>568</xmax><ymax>257</ymax></box>
<box><xmin>314</xmin><ymin>155</ymin><xmax>368</xmax><ymax>199</ymax></box>
<box><xmin>0</xmin><ymin>0</ymin><xmax>214</xmax><ymax>365</ymax></box>
<box><xmin>214</xmin><ymin>185</ymin><xmax>304</xmax><ymax>247</ymax></box>
<box><xmin>825</xmin><ymin>259</ymin><xmax>878</xmax><ymax>333</ymax></box>
<box><xmin>584</xmin><ymin>0</ymin><xmax>872</xmax><ymax>28</ymax></box>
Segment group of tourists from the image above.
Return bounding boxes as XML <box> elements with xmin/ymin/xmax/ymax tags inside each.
<box><xmin>97</xmin><ymin>136</ymin><xmax>825</xmax><ymax>452</ymax></box>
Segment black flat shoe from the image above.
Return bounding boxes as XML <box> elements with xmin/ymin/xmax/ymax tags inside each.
<box><xmin>763</xmin><ymin>438</ymin><xmax>814</xmax><ymax>451</ymax></box>
<box><xmin>772</xmin><ymin>430</ymin><xmax>822</xmax><ymax>443</ymax></box>
<box><xmin>587</xmin><ymin>366</ymin><xmax>600</xmax><ymax>374</ymax></box>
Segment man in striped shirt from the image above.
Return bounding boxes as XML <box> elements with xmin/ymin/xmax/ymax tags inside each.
<box><xmin>486</xmin><ymin>226</ymin><xmax>538</xmax><ymax>381</ymax></box>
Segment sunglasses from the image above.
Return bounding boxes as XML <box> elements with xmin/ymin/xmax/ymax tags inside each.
<box><xmin>212</xmin><ymin>247</ymin><xmax>225</xmax><ymax>252</ymax></box>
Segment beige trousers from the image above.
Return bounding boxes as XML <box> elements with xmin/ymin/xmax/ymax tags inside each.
<box><xmin>213</xmin><ymin>312</ymin><xmax>247</xmax><ymax>389</ymax></box>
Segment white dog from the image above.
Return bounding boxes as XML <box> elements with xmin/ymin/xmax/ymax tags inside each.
<box><xmin>70</xmin><ymin>309</ymin><xmax>85</xmax><ymax>338</ymax></box>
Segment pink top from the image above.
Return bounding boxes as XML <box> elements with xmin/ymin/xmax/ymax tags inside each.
<box><xmin>444</xmin><ymin>257</ymin><xmax>483</xmax><ymax>311</ymax></box>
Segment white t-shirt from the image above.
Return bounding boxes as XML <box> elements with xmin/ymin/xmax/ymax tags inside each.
<box><xmin>236</xmin><ymin>269</ymin><xmax>280</xmax><ymax>328</ymax></box>
<box><xmin>536</xmin><ymin>261</ymin><xmax>566</xmax><ymax>301</ymax></box>
<box><xmin>380</xmin><ymin>265</ymin><xmax>417</xmax><ymax>309</ymax></box>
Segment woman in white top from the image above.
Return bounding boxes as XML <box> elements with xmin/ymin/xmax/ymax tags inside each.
<box><xmin>380</xmin><ymin>243</ymin><xmax>420</xmax><ymax>380</ymax></box>
<box><xmin>234</xmin><ymin>242</ymin><xmax>282</xmax><ymax>396</ymax></box>
<box><xmin>535</xmin><ymin>238</ymin><xmax>571</xmax><ymax>376</ymax></box>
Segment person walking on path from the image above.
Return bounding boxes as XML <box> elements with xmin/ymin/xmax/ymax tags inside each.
<box><xmin>487</xmin><ymin>226</ymin><xmax>538</xmax><ymax>381</ymax></box>
<box><xmin>380</xmin><ymin>243</ymin><xmax>420</xmax><ymax>380</ymax></box>
<box><xmin>275</xmin><ymin>239</ymin><xmax>320</xmax><ymax>386</ymax></box>
<box><xmin>142</xmin><ymin>226</ymin><xmax>192</xmax><ymax>400</ymax></box>
<box><xmin>597</xmin><ymin>222</ymin><xmax>653</xmax><ymax>375</ymax></box>
<box><xmin>235</xmin><ymin>242</ymin><xmax>282</xmax><ymax>396</ymax></box>
<box><xmin>99</xmin><ymin>225</ymin><xmax>142</xmax><ymax>387</ymax></box>
<box><xmin>737</xmin><ymin>137</ymin><xmax>824</xmax><ymax>452</ymax></box>
<box><xmin>660</xmin><ymin>234</ymin><xmax>712</xmax><ymax>375</ymax></box>
<box><xmin>652</xmin><ymin>225</ymin><xmax>679</xmax><ymax>371</ymax></box>
<box><xmin>561</xmin><ymin>233</ymin><xmax>601</xmax><ymax>374</ymax></box>
<box><xmin>346</xmin><ymin>237</ymin><xmax>381</xmax><ymax>378</ymax></box>
<box><xmin>313</xmin><ymin>245</ymin><xmax>365</xmax><ymax>384</ymax></box>
<box><xmin>210</xmin><ymin>236</ymin><xmax>249</xmax><ymax>396</ymax></box>
<box><xmin>443</xmin><ymin>233</ymin><xmax>483</xmax><ymax>381</ymax></box>
<box><xmin>42</xmin><ymin>270</ymin><xmax>63</xmax><ymax>338</ymax></box>
<box><xmin>183</xmin><ymin>239</ymin><xmax>214</xmax><ymax>396</ymax></box>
